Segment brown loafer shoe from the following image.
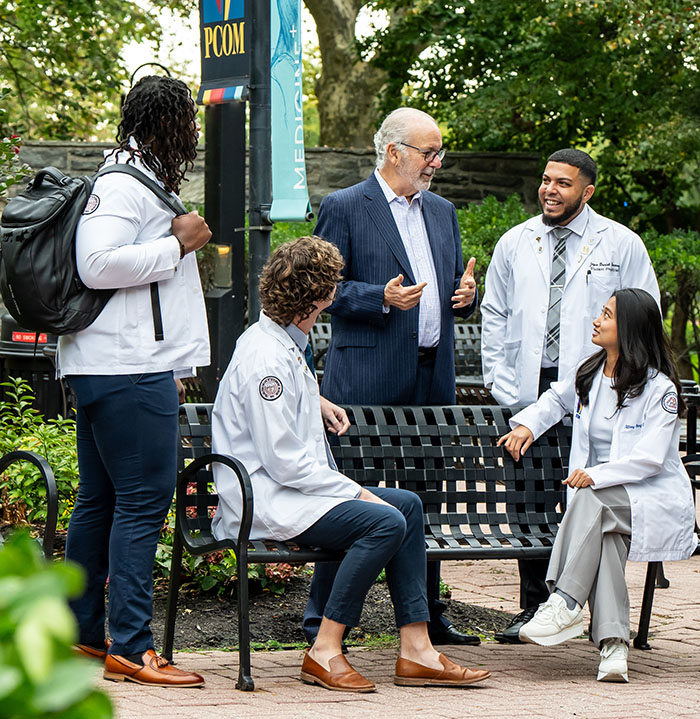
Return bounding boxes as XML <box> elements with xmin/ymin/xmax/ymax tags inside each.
<box><xmin>394</xmin><ymin>653</ymin><xmax>490</xmax><ymax>687</ymax></box>
<box><xmin>104</xmin><ymin>649</ymin><xmax>204</xmax><ymax>687</ymax></box>
<box><xmin>74</xmin><ymin>639</ymin><xmax>112</xmax><ymax>661</ymax></box>
<box><xmin>300</xmin><ymin>650</ymin><xmax>375</xmax><ymax>693</ymax></box>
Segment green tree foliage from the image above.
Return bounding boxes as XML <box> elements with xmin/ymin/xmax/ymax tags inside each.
<box><xmin>0</xmin><ymin>0</ymin><xmax>195</xmax><ymax>139</ymax></box>
<box><xmin>0</xmin><ymin>89</ymin><xmax>29</xmax><ymax>194</ymax></box>
<box><xmin>365</xmin><ymin>0</ymin><xmax>700</xmax><ymax>233</ymax></box>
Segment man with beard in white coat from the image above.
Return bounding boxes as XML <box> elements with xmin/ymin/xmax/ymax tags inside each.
<box><xmin>481</xmin><ymin>148</ymin><xmax>660</xmax><ymax>643</ymax></box>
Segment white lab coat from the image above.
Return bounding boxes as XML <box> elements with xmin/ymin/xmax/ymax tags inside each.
<box><xmin>511</xmin><ymin>367</ymin><xmax>697</xmax><ymax>562</ymax></box>
<box><xmin>57</xmin><ymin>149</ymin><xmax>210</xmax><ymax>377</ymax></box>
<box><xmin>211</xmin><ymin>312</ymin><xmax>362</xmax><ymax>542</ymax></box>
<box><xmin>481</xmin><ymin>206</ymin><xmax>660</xmax><ymax>405</ymax></box>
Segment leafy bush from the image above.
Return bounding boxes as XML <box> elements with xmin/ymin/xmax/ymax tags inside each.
<box><xmin>643</xmin><ymin>228</ymin><xmax>700</xmax><ymax>379</ymax></box>
<box><xmin>456</xmin><ymin>194</ymin><xmax>531</xmax><ymax>297</ymax></box>
<box><xmin>0</xmin><ymin>377</ymin><xmax>79</xmax><ymax>528</ymax></box>
<box><xmin>155</xmin><ymin>509</ymin><xmax>297</xmax><ymax>596</ymax></box>
<box><xmin>0</xmin><ymin>531</ymin><xmax>112</xmax><ymax>718</ymax></box>
<box><xmin>270</xmin><ymin>220</ymin><xmax>316</xmax><ymax>254</ymax></box>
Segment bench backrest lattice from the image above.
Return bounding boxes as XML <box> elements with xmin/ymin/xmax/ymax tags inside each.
<box><xmin>333</xmin><ymin>405</ymin><xmax>569</xmax><ymax>560</ymax></box>
<box><xmin>453</xmin><ymin>323</ymin><xmax>482</xmax><ymax>380</ymax></box>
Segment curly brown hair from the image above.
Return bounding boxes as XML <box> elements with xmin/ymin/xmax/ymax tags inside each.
<box><xmin>109</xmin><ymin>75</ymin><xmax>198</xmax><ymax>194</ymax></box>
<box><xmin>259</xmin><ymin>236</ymin><xmax>344</xmax><ymax>326</ymax></box>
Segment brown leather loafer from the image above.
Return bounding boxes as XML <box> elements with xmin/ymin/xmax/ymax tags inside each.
<box><xmin>73</xmin><ymin>639</ymin><xmax>112</xmax><ymax>661</ymax></box>
<box><xmin>300</xmin><ymin>650</ymin><xmax>375</xmax><ymax>692</ymax></box>
<box><xmin>394</xmin><ymin>653</ymin><xmax>490</xmax><ymax>687</ymax></box>
<box><xmin>104</xmin><ymin>649</ymin><xmax>205</xmax><ymax>687</ymax></box>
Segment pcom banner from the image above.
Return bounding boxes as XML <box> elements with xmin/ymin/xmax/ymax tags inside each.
<box><xmin>197</xmin><ymin>0</ymin><xmax>250</xmax><ymax>104</ymax></box>
<box><xmin>270</xmin><ymin>0</ymin><xmax>313</xmax><ymax>222</ymax></box>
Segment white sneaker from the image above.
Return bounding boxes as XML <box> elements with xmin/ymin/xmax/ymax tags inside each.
<box><xmin>519</xmin><ymin>593</ymin><xmax>584</xmax><ymax>646</ymax></box>
<box><xmin>597</xmin><ymin>638</ymin><xmax>629</xmax><ymax>683</ymax></box>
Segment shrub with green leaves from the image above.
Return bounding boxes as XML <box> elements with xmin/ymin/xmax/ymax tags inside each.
<box><xmin>0</xmin><ymin>377</ymin><xmax>79</xmax><ymax>528</ymax></box>
<box><xmin>456</xmin><ymin>194</ymin><xmax>531</xmax><ymax>298</ymax></box>
<box><xmin>0</xmin><ymin>531</ymin><xmax>112</xmax><ymax>718</ymax></box>
<box><xmin>154</xmin><ymin>509</ymin><xmax>297</xmax><ymax>596</ymax></box>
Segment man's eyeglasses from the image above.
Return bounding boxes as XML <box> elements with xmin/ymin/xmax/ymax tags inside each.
<box><xmin>399</xmin><ymin>142</ymin><xmax>446</xmax><ymax>163</ymax></box>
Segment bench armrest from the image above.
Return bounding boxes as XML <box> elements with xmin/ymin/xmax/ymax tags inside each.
<box><xmin>177</xmin><ymin>452</ymin><xmax>254</xmax><ymax>550</ymax></box>
<box><xmin>0</xmin><ymin>450</ymin><xmax>58</xmax><ymax>560</ymax></box>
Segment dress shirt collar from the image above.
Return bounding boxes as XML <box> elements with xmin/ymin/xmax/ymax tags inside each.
<box><xmin>374</xmin><ymin>168</ymin><xmax>423</xmax><ymax>208</ymax></box>
<box><xmin>284</xmin><ymin>321</ymin><xmax>308</xmax><ymax>352</ymax></box>
<box><xmin>549</xmin><ymin>203</ymin><xmax>590</xmax><ymax>238</ymax></box>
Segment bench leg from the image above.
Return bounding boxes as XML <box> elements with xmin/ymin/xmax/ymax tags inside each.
<box><xmin>236</xmin><ymin>548</ymin><xmax>254</xmax><ymax>691</ymax></box>
<box><xmin>162</xmin><ymin>531</ymin><xmax>184</xmax><ymax>662</ymax></box>
<box><xmin>634</xmin><ymin>561</ymin><xmax>659</xmax><ymax>650</ymax></box>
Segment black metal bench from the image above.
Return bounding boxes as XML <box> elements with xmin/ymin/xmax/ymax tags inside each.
<box><xmin>162</xmin><ymin>402</ymin><xmax>665</xmax><ymax>691</ymax></box>
<box><xmin>0</xmin><ymin>450</ymin><xmax>58</xmax><ymax>559</ymax></box>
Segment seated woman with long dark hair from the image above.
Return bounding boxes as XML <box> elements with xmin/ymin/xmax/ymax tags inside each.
<box><xmin>498</xmin><ymin>287</ymin><xmax>697</xmax><ymax>683</ymax></box>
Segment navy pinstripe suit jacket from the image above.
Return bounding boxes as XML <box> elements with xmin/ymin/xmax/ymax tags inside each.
<box><xmin>317</xmin><ymin>173</ymin><xmax>475</xmax><ymax>405</ymax></box>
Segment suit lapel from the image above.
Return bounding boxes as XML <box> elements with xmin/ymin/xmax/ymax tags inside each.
<box><xmin>363</xmin><ymin>175</ymin><xmax>415</xmax><ymax>283</ymax></box>
<box><xmin>421</xmin><ymin>193</ymin><xmax>446</xmax><ymax>297</ymax></box>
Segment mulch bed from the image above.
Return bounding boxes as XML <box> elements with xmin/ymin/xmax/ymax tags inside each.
<box><xmin>151</xmin><ymin>574</ymin><xmax>514</xmax><ymax>649</ymax></box>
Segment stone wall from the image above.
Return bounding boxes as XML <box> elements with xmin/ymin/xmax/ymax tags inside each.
<box><xmin>12</xmin><ymin>141</ymin><xmax>541</xmax><ymax>212</ymax></box>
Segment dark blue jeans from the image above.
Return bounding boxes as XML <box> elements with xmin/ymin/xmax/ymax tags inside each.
<box><xmin>65</xmin><ymin>372</ymin><xmax>178</xmax><ymax>655</ymax></box>
<box><xmin>293</xmin><ymin>487</ymin><xmax>429</xmax><ymax>631</ymax></box>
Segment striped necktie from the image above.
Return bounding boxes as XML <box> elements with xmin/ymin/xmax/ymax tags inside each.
<box><xmin>545</xmin><ymin>227</ymin><xmax>571</xmax><ymax>363</ymax></box>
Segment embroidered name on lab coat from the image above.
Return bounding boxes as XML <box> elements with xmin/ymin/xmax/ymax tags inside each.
<box><xmin>588</xmin><ymin>261</ymin><xmax>620</xmax><ymax>273</ymax></box>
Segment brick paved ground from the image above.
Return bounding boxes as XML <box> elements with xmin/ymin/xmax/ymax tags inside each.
<box><xmin>103</xmin><ymin>554</ymin><xmax>700</xmax><ymax>719</ymax></box>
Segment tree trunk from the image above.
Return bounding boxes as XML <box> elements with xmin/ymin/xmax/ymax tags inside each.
<box><xmin>671</xmin><ymin>274</ymin><xmax>694</xmax><ymax>380</ymax></box>
<box><xmin>304</xmin><ymin>0</ymin><xmax>386</xmax><ymax>147</ymax></box>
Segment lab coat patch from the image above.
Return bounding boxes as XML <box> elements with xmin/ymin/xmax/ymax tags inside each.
<box><xmin>83</xmin><ymin>194</ymin><xmax>100</xmax><ymax>215</ymax></box>
<box><xmin>259</xmin><ymin>376</ymin><xmax>283</xmax><ymax>401</ymax></box>
<box><xmin>661</xmin><ymin>391</ymin><xmax>678</xmax><ymax>414</ymax></box>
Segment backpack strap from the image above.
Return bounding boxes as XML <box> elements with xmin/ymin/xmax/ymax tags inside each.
<box><xmin>95</xmin><ymin>164</ymin><xmax>190</xmax><ymax>343</ymax></box>
<box><xmin>96</xmin><ymin>164</ymin><xmax>188</xmax><ymax>216</ymax></box>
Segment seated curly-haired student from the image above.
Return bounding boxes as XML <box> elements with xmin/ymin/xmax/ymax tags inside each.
<box><xmin>210</xmin><ymin>236</ymin><xmax>490</xmax><ymax>692</ymax></box>
<box><xmin>498</xmin><ymin>287</ymin><xmax>697</xmax><ymax>683</ymax></box>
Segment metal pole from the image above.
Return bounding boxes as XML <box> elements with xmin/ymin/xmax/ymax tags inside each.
<box><xmin>200</xmin><ymin>102</ymin><xmax>246</xmax><ymax>401</ymax></box>
<box><xmin>247</xmin><ymin>0</ymin><xmax>273</xmax><ymax>324</ymax></box>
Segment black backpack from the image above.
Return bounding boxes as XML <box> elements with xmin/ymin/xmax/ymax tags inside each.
<box><xmin>0</xmin><ymin>163</ymin><xmax>187</xmax><ymax>339</ymax></box>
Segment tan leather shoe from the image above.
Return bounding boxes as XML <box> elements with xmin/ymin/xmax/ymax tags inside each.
<box><xmin>104</xmin><ymin>649</ymin><xmax>204</xmax><ymax>687</ymax></box>
<box><xmin>394</xmin><ymin>653</ymin><xmax>490</xmax><ymax>687</ymax></box>
<box><xmin>73</xmin><ymin>639</ymin><xmax>112</xmax><ymax>661</ymax></box>
<box><xmin>300</xmin><ymin>650</ymin><xmax>375</xmax><ymax>692</ymax></box>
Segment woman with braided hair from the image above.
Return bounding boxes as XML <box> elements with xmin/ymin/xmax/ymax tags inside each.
<box><xmin>59</xmin><ymin>75</ymin><xmax>211</xmax><ymax>687</ymax></box>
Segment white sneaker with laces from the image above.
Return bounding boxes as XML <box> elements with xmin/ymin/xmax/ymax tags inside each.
<box><xmin>597</xmin><ymin>638</ymin><xmax>629</xmax><ymax>683</ymax></box>
<box><xmin>518</xmin><ymin>593</ymin><xmax>584</xmax><ymax>646</ymax></box>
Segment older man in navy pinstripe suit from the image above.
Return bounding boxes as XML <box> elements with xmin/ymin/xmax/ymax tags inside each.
<box><xmin>304</xmin><ymin>108</ymin><xmax>479</xmax><ymax>646</ymax></box>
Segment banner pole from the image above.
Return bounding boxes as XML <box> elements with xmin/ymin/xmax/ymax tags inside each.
<box><xmin>248</xmin><ymin>0</ymin><xmax>273</xmax><ymax>325</ymax></box>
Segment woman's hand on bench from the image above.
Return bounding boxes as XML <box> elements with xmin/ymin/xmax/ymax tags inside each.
<box><xmin>498</xmin><ymin>425</ymin><xmax>534</xmax><ymax>462</ymax></box>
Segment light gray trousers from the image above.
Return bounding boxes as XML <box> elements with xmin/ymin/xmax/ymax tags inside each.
<box><xmin>546</xmin><ymin>484</ymin><xmax>632</xmax><ymax>647</ymax></box>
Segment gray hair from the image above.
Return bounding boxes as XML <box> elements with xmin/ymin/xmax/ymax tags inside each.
<box><xmin>373</xmin><ymin>107</ymin><xmax>438</xmax><ymax>169</ymax></box>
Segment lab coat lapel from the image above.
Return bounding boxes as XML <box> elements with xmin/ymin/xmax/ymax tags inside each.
<box><xmin>526</xmin><ymin>219</ymin><xmax>549</xmax><ymax>283</ymax></box>
<box><xmin>577</xmin><ymin>367</ymin><xmax>605</xmax><ymax>463</ymax></box>
<box><xmin>565</xmin><ymin>232</ymin><xmax>602</xmax><ymax>286</ymax></box>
